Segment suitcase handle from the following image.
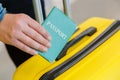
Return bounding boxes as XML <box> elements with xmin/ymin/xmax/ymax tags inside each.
<box><xmin>33</xmin><ymin>0</ymin><xmax>72</xmax><ymax>24</ymax></box>
<box><xmin>63</xmin><ymin>0</ymin><xmax>72</xmax><ymax>18</ymax></box>
<box><xmin>56</xmin><ymin>27</ymin><xmax>97</xmax><ymax>61</ymax></box>
<box><xmin>32</xmin><ymin>0</ymin><xmax>44</xmax><ymax>24</ymax></box>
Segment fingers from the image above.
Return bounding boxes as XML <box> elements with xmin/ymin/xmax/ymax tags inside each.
<box><xmin>13</xmin><ymin>39</ymin><xmax>38</xmax><ymax>55</ymax></box>
<box><xmin>25</xmin><ymin>15</ymin><xmax>52</xmax><ymax>41</ymax></box>
<box><xmin>17</xmin><ymin>32</ymin><xmax>48</xmax><ymax>52</ymax></box>
<box><xmin>22</xmin><ymin>25</ymin><xmax>51</xmax><ymax>48</ymax></box>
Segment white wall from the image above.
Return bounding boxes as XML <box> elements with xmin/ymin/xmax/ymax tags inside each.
<box><xmin>71</xmin><ymin>0</ymin><xmax>120</xmax><ymax>24</ymax></box>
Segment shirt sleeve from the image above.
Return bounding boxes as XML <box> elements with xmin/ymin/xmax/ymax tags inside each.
<box><xmin>0</xmin><ymin>3</ymin><xmax>7</xmax><ymax>21</ymax></box>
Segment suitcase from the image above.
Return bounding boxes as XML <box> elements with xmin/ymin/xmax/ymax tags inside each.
<box><xmin>13</xmin><ymin>17</ymin><xmax>120</xmax><ymax>80</ymax></box>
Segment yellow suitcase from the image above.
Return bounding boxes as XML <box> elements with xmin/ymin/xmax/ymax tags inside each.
<box><xmin>13</xmin><ymin>17</ymin><xmax>120</xmax><ymax>80</ymax></box>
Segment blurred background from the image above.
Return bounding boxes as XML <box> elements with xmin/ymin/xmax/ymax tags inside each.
<box><xmin>0</xmin><ymin>0</ymin><xmax>120</xmax><ymax>80</ymax></box>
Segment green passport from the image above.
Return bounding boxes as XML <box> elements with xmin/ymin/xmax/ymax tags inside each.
<box><xmin>37</xmin><ymin>7</ymin><xmax>77</xmax><ymax>62</ymax></box>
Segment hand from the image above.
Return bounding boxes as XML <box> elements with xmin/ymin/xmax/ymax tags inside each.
<box><xmin>0</xmin><ymin>13</ymin><xmax>51</xmax><ymax>55</ymax></box>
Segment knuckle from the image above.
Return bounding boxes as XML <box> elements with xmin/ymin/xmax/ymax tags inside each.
<box><xmin>23</xmin><ymin>46</ymin><xmax>34</xmax><ymax>54</ymax></box>
<box><xmin>42</xmin><ymin>40</ymin><xmax>49</xmax><ymax>47</ymax></box>
<box><xmin>15</xmin><ymin>20</ymin><xmax>21</xmax><ymax>25</ymax></box>
<box><xmin>18</xmin><ymin>13</ymin><xmax>30</xmax><ymax>20</ymax></box>
<box><xmin>14</xmin><ymin>20</ymin><xmax>23</xmax><ymax>29</ymax></box>
<box><xmin>26</xmin><ymin>48</ymin><xmax>31</xmax><ymax>53</ymax></box>
<box><xmin>31</xmin><ymin>32</ymin><xmax>40</xmax><ymax>41</ymax></box>
<box><xmin>39</xmin><ymin>26</ymin><xmax>44</xmax><ymax>31</ymax></box>
<box><xmin>38</xmin><ymin>36</ymin><xmax>49</xmax><ymax>46</ymax></box>
<box><xmin>39</xmin><ymin>45</ymin><xmax>47</xmax><ymax>52</ymax></box>
<box><xmin>42</xmin><ymin>38</ymin><xmax>49</xmax><ymax>45</ymax></box>
<box><xmin>15</xmin><ymin>14</ymin><xmax>28</xmax><ymax>24</ymax></box>
<box><xmin>33</xmin><ymin>32</ymin><xmax>39</xmax><ymax>38</ymax></box>
<box><xmin>9</xmin><ymin>29</ymin><xmax>18</xmax><ymax>38</ymax></box>
<box><xmin>31</xmin><ymin>42</ymin><xmax>39</xmax><ymax>50</ymax></box>
<box><xmin>10</xmin><ymin>39</ymin><xmax>17</xmax><ymax>46</ymax></box>
<box><xmin>25</xmin><ymin>38</ymin><xmax>31</xmax><ymax>44</ymax></box>
<box><xmin>21</xmin><ymin>45</ymin><xmax>28</xmax><ymax>51</ymax></box>
<box><xmin>18</xmin><ymin>13</ymin><xmax>28</xmax><ymax>18</ymax></box>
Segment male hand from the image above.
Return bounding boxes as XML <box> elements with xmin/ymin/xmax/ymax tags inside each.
<box><xmin>0</xmin><ymin>13</ymin><xmax>51</xmax><ymax>55</ymax></box>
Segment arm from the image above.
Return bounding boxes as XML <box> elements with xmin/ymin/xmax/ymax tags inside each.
<box><xmin>0</xmin><ymin>3</ymin><xmax>51</xmax><ymax>55</ymax></box>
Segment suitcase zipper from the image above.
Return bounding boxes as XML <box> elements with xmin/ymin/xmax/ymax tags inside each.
<box><xmin>40</xmin><ymin>20</ymin><xmax>120</xmax><ymax>80</ymax></box>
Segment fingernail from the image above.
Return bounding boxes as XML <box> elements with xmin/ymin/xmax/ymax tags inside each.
<box><xmin>33</xmin><ymin>51</ymin><xmax>38</xmax><ymax>55</ymax></box>
<box><xmin>48</xmin><ymin>36</ymin><xmax>52</xmax><ymax>41</ymax></box>
<box><xmin>43</xmin><ymin>47</ymin><xmax>48</xmax><ymax>52</ymax></box>
<box><xmin>47</xmin><ymin>43</ymin><xmax>51</xmax><ymax>48</ymax></box>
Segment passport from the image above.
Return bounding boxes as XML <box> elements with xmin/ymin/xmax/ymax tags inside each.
<box><xmin>37</xmin><ymin>7</ymin><xmax>77</xmax><ymax>62</ymax></box>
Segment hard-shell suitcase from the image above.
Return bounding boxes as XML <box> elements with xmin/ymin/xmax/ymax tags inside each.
<box><xmin>13</xmin><ymin>17</ymin><xmax>120</xmax><ymax>80</ymax></box>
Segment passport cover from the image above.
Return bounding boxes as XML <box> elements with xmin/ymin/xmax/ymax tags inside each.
<box><xmin>37</xmin><ymin>7</ymin><xmax>77</xmax><ymax>62</ymax></box>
